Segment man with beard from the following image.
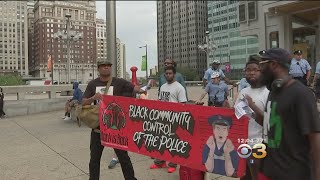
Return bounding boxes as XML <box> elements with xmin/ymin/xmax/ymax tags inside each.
<box><xmin>150</xmin><ymin>66</ymin><xmax>187</xmax><ymax>173</ymax></box>
<box><xmin>258</xmin><ymin>48</ymin><xmax>320</xmax><ymax>180</ymax></box>
<box><xmin>235</xmin><ymin>55</ymin><xmax>269</xmax><ymax>180</ymax></box>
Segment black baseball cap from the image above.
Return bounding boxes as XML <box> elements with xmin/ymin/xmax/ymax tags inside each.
<box><xmin>97</xmin><ymin>60</ymin><xmax>112</xmax><ymax>67</ymax></box>
<box><xmin>261</xmin><ymin>48</ymin><xmax>292</xmax><ymax>65</ymax></box>
<box><xmin>293</xmin><ymin>50</ymin><xmax>302</xmax><ymax>55</ymax></box>
<box><xmin>208</xmin><ymin>115</ymin><xmax>232</xmax><ymax>128</ymax></box>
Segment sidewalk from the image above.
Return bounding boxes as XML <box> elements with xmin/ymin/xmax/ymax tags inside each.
<box><xmin>0</xmin><ymin>110</ymin><xmax>230</xmax><ymax>180</ymax></box>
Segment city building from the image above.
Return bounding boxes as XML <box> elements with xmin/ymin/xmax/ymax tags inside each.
<box><xmin>208</xmin><ymin>1</ymin><xmax>259</xmax><ymax>74</ymax></box>
<box><xmin>0</xmin><ymin>1</ymin><xmax>29</xmax><ymax>75</ymax></box>
<box><xmin>96</xmin><ymin>18</ymin><xmax>126</xmax><ymax>78</ymax></box>
<box><xmin>33</xmin><ymin>0</ymin><xmax>96</xmax><ymax>84</ymax></box>
<box><xmin>157</xmin><ymin>1</ymin><xmax>208</xmax><ymax>79</ymax></box>
<box><xmin>116</xmin><ymin>38</ymin><xmax>126</xmax><ymax>78</ymax></box>
<box><xmin>239</xmin><ymin>1</ymin><xmax>320</xmax><ymax>69</ymax></box>
<box><xmin>27</xmin><ymin>0</ymin><xmax>35</xmax><ymax>76</ymax></box>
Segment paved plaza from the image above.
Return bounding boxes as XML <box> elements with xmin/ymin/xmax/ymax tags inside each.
<box><xmin>0</xmin><ymin>86</ymin><xmax>237</xmax><ymax>180</ymax></box>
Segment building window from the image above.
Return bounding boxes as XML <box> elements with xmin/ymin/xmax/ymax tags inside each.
<box><xmin>80</xmin><ymin>11</ymin><xmax>84</xmax><ymax>20</ymax></box>
<box><xmin>239</xmin><ymin>4</ymin><xmax>246</xmax><ymax>22</ymax></box>
<box><xmin>57</xmin><ymin>8</ymin><xmax>61</xmax><ymax>17</ymax></box>
<box><xmin>248</xmin><ymin>2</ymin><xmax>257</xmax><ymax>20</ymax></box>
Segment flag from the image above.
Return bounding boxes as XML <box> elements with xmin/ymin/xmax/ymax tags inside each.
<box><xmin>141</xmin><ymin>55</ymin><xmax>147</xmax><ymax>71</ymax></box>
<box><xmin>47</xmin><ymin>55</ymin><xmax>52</xmax><ymax>72</ymax></box>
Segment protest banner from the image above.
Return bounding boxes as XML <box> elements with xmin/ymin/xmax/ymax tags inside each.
<box><xmin>99</xmin><ymin>95</ymin><xmax>249</xmax><ymax>178</ymax></box>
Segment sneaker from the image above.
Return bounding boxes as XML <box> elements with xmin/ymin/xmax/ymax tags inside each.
<box><xmin>150</xmin><ymin>163</ymin><xmax>167</xmax><ymax>169</ymax></box>
<box><xmin>108</xmin><ymin>159</ymin><xmax>119</xmax><ymax>169</ymax></box>
<box><xmin>63</xmin><ymin>116</ymin><xmax>71</xmax><ymax>121</ymax></box>
<box><xmin>167</xmin><ymin>167</ymin><xmax>176</xmax><ymax>173</ymax></box>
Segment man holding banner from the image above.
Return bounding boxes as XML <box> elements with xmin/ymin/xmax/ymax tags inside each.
<box><xmin>82</xmin><ymin>60</ymin><xmax>145</xmax><ymax>180</ymax></box>
<box><xmin>150</xmin><ymin>66</ymin><xmax>187</xmax><ymax>173</ymax></box>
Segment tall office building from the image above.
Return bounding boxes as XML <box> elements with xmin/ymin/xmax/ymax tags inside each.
<box><xmin>96</xmin><ymin>18</ymin><xmax>126</xmax><ymax>78</ymax></box>
<box><xmin>157</xmin><ymin>1</ymin><xmax>208</xmax><ymax>79</ymax></box>
<box><xmin>33</xmin><ymin>0</ymin><xmax>96</xmax><ymax>83</ymax></box>
<box><xmin>116</xmin><ymin>38</ymin><xmax>126</xmax><ymax>78</ymax></box>
<box><xmin>27</xmin><ymin>0</ymin><xmax>35</xmax><ymax>76</ymax></box>
<box><xmin>208</xmin><ymin>1</ymin><xmax>259</xmax><ymax>72</ymax></box>
<box><xmin>0</xmin><ymin>1</ymin><xmax>28</xmax><ymax>75</ymax></box>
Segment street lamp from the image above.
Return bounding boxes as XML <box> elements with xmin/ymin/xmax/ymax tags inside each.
<box><xmin>198</xmin><ymin>31</ymin><xmax>217</xmax><ymax>68</ymax></box>
<box><xmin>139</xmin><ymin>44</ymin><xmax>148</xmax><ymax>80</ymax></box>
<box><xmin>58</xmin><ymin>60</ymin><xmax>61</xmax><ymax>85</ymax></box>
<box><xmin>53</xmin><ymin>13</ymin><xmax>83</xmax><ymax>84</ymax></box>
<box><xmin>75</xmin><ymin>60</ymin><xmax>78</xmax><ymax>82</ymax></box>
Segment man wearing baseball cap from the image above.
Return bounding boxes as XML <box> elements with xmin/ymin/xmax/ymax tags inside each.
<box><xmin>82</xmin><ymin>59</ymin><xmax>146</xmax><ymax>180</ymax></box>
<box><xmin>197</xmin><ymin>72</ymin><xmax>229</xmax><ymax>107</ymax></box>
<box><xmin>258</xmin><ymin>48</ymin><xmax>320</xmax><ymax>180</ymax></box>
<box><xmin>203</xmin><ymin>60</ymin><xmax>235</xmax><ymax>106</ymax></box>
<box><xmin>289</xmin><ymin>50</ymin><xmax>311</xmax><ymax>86</ymax></box>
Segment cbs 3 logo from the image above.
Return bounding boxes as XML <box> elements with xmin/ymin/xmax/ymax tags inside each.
<box><xmin>237</xmin><ymin>143</ymin><xmax>267</xmax><ymax>159</ymax></box>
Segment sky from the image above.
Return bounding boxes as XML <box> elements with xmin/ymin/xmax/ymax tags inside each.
<box><xmin>96</xmin><ymin>1</ymin><xmax>157</xmax><ymax>77</ymax></box>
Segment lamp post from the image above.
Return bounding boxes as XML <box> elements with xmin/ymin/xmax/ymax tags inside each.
<box><xmin>58</xmin><ymin>60</ymin><xmax>61</xmax><ymax>85</ymax></box>
<box><xmin>198</xmin><ymin>31</ymin><xmax>216</xmax><ymax>68</ymax></box>
<box><xmin>53</xmin><ymin>13</ymin><xmax>83</xmax><ymax>84</ymax></box>
<box><xmin>75</xmin><ymin>60</ymin><xmax>78</xmax><ymax>82</ymax></box>
<box><xmin>139</xmin><ymin>44</ymin><xmax>148</xmax><ymax>80</ymax></box>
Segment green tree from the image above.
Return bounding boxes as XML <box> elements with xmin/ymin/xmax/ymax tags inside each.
<box><xmin>176</xmin><ymin>67</ymin><xmax>200</xmax><ymax>81</ymax></box>
<box><xmin>0</xmin><ymin>75</ymin><xmax>24</xmax><ymax>86</ymax></box>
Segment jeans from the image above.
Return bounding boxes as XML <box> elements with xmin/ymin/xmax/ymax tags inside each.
<box><xmin>89</xmin><ymin>130</ymin><xmax>137</xmax><ymax>180</ymax></box>
<box><xmin>154</xmin><ymin>159</ymin><xmax>177</xmax><ymax>168</ymax></box>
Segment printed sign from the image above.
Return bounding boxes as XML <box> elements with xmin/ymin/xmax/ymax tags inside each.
<box><xmin>99</xmin><ymin>96</ymin><xmax>249</xmax><ymax>177</ymax></box>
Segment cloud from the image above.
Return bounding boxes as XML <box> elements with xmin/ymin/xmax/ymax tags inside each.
<box><xmin>96</xmin><ymin>1</ymin><xmax>157</xmax><ymax>78</ymax></box>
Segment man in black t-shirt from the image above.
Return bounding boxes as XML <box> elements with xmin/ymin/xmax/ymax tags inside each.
<box><xmin>82</xmin><ymin>60</ymin><xmax>145</xmax><ymax>180</ymax></box>
<box><xmin>258</xmin><ymin>48</ymin><xmax>320</xmax><ymax>180</ymax></box>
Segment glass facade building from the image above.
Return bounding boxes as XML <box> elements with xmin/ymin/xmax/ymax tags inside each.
<box><xmin>207</xmin><ymin>1</ymin><xmax>259</xmax><ymax>76</ymax></box>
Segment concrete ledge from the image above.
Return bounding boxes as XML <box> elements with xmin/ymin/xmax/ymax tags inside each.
<box><xmin>4</xmin><ymin>99</ymin><xmax>66</xmax><ymax>117</ymax></box>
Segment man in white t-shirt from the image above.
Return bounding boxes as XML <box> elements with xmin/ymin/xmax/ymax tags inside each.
<box><xmin>150</xmin><ymin>66</ymin><xmax>187</xmax><ymax>173</ymax></box>
<box><xmin>234</xmin><ymin>55</ymin><xmax>269</xmax><ymax>180</ymax></box>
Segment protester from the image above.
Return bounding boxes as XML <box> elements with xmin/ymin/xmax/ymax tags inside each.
<box><xmin>258</xmin><ymin>48</ymin><xmax>320</xmax><ymax>180</ymax></box>
<box><xmin>62</xmin><ymin>82</ymin><xmax>83</xmax><ymax>121</ymax></box>
<box><xmin>82</xmin><ymin>60</ymin><xmax>145</xmax><ymax>180</ymax></box>
<box><xmin>150</xmin><ymin>66</ymin><xmax>187</xmax><ymax>173</ymax></box>
<box><xmin>235</xmin><ymin>55</ymin><xmax>269</xmax><ymax>180</ymax></box>
<box><xmin>0</xmin><ymin>87</ymin><xmax>6</xmax><ymax>118</ymax></box>
<box><xmin>289</xmin><ymin>50</ymin><xmax>311</xmax><ymax>86</ymax></box>
<box><xmin>158</xmin><ymin>58</ymin><xmax>187</xmax><ymax>99</ymax></box>
<box><xmin>197</xmin><ymin>72</ymin><xmax>229</xmax><ymax>107</ymax></box>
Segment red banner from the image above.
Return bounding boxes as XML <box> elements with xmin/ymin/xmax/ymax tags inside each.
<box><xmin>99</xmin><ymin>96</ymin><xmax>248</xmax><ymax>178</ymax></box>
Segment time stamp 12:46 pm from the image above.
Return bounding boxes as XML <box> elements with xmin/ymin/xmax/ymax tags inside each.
<box><xmin>237</xmin><ymin>138</ymin><xmax>267</xmax><ymax>159</ymax></box>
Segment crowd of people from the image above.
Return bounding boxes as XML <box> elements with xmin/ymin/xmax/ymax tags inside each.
<box><xmin>74</xmin><ymin>48</ymin><xmax>320</xmax><ymax>180</ymax></box>
<box><xmin>1</xmin><ymin>47</ymin><xmax>301</xmax><ymax>180</ymax></box>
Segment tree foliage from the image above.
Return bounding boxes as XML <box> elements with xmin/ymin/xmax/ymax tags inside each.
<box><xmin>0</xmin><ymin>75</ymin><xmax>24</xmax><ymax>86</ymax></box>
<box><xmin>176</xmin><ymin>67</ymin><xmax>200</xmax><ymax>81</ymax></box>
